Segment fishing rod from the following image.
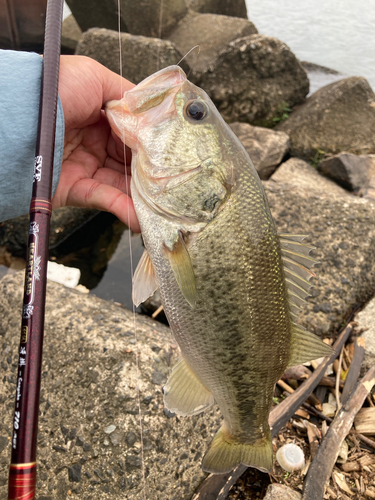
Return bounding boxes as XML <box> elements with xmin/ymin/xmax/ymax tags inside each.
<box><xmin>7</xmin><ymin>0</ymin><xmax>64</xmax><ymax>498</ymax></box>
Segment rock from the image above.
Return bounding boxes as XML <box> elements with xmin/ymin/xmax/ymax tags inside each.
<box><xmin>167</xmin><ymin>12</ymin><xmax>257</xmax><ymax>76</ymax></box>
<box><xmin>317</xmin><ymin>153</ymin><xmax>375</xmax><ymax>193</ymax></box>
<box><xmin>0</xmin><ymin>273</ymin><xmax>224</xmax><ymax>499</ymax></box>
<box><xmin>277</xmin><ymin>77</ymin><xmax>375</xmax><ymax>160</ymax></box>
<box><xmin>65</xmin><ymin>0</ymin><xmax>121</xmax><ymax>33</ymax></box>
<box><xmin>270</xmin><ymin>158</ymin><xmax>348</xmax><ymax>198</ymax></box>
<box><xmin>355</xmin><ymin>297</ymin><xmax>375</xmax><ymax>371</ymax></box>
<box><xmin>61</xmin><ymin>14</ymin><xmax>82</xmax><ymax>52</ymax></box>
<box><xmin>267</xmin><ymin>158</ymin><xmax>375</xmax><ymax>334</ymax></box>
<box><xmin>300</xmin><ymin>61</ymin><xmax>347</xmax><ymax>96</ymax></box>
<box><xmin>0</xmin><ymin>207</ymin><xmax>99</xmax><ymax>261</ymax></box>
<box><xmin>186</xmin><ymin>0</ymin><xmax>248</xmax><ymax>18</ymax></box>
<box><xmin>151</xmin><ymin>370</ymin><xmax>167</xmax><ymax>386</ymax></box>
<box><xmin>121</xmin><ymin>0</ymin><xmax>187</xmax><ymax>38</ymax></box>
<box><xmin>0</xmin><ymin>436</ymin><xmax>8</xmax><ymax>454</ymax></box>
<box><xmin>76</xmin><ymin>28</ymin><xmax>187</xmax><ymax>85</ymax></box>
<box><xmin>263</xmin><ymin>483</ymin><xmax>302</xmax><ymax>500</ymax></box>
<box><xmin>198</xmin><ymin>35</ymin><xmax>309</xmax><ymax>125</ymax></box>
<box><xmin>68</xmin><ymin>463</ymin><xmax>82</xmax><ymax>483</ymax></box>
<box><xmin>363</xmin><ymin>171</ymin><xmax>375</xmax><ymax>203</ymax></box>
<box><xmin>230</xmin><ymin>122</ymin><xmax>290</xmax><ymax>179</ymax></box>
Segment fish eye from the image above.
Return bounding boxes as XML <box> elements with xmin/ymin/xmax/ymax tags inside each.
<box><xmin>185</xmin><ymin>100</ymin><xmax>208</xmax><ymax>121</ymax></box>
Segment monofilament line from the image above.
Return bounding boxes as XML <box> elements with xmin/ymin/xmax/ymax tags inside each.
<box><xmin>117</xmin><ymin>2</ymin><xmax>147</xmax><ymax>498</ymax></box>
<box><xmin>157</xmin><ymin>0</ymin><xmax>164</xmax><ymax>71</ymax></box>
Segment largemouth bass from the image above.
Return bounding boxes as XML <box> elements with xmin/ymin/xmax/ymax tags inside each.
<box><xmin>105</xmin><ymin>66</ymin><xmax>332</xmax><ymax>474</ymax></box>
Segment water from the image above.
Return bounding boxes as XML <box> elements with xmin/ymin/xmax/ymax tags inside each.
<box><xmin>246</xmin><ymin>0</ymin><xmax>375</xmax><ymax>90</ymax></box>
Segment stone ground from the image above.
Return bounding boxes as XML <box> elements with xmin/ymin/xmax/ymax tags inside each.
<box><xmin>0</xmin><ymin>274</ymin><xmax>223</xmax><ymax>500</ymax></box>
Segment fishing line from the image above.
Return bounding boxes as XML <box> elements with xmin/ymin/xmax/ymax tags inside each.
<box><xmin>157</xmin><ymin>0</ymin><xmax>164</xmax><ymax>71</ymax></box>
<box><xmin>177</xmin><ymin>45</ymin><xmax>200</xmax><ymax>79</ymax></box>
<box><xmin>117</xmin><ymin>2</ymin><xmax>147</xmax><ymax>497</ymax></box>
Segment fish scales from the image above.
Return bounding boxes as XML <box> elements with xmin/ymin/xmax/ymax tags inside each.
<box><xmin>106</xmin><ymin>65</ymin><xmax>333</xmax><ymax>474</ymax></box>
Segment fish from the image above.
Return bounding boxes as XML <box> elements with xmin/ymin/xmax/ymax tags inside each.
<box><xmin>105</xmin><ymin>65</ymin><xmax>333</xmax><ymax>474</ymax></box>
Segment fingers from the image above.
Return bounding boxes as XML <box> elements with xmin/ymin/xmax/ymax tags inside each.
<box><xmin>53</xmin><ymin>178</ymin><xmax>141</xmax><ymax>233</ymax></box>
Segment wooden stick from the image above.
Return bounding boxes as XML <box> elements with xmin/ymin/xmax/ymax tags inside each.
<box><xmin>335</xmin><ymin>346</ymin><xmax>344</xmax><ymax>412</ymax></box>
<box><xmin>318</xmin><ymin>377</ymin><xmax>345</xmax><ymax>389</ymax></box>
<box><xmin>303</xmin><ymin>364</ymin><xmax>375</xmax><ymax>500</ymax></box>
<box><xmin>151</xmin><ymin>304</ymin><xmax>164</xmax><ymax>319</ymax></box>
<box><xmin>192</xmin><ymin>324</ymin><xmax>353</xmax><ymax>500</ymax></box>
<box><xmin>341</xmin><ymin>337</ymin><xmax>365</xmax><ymax>404</ymax></box>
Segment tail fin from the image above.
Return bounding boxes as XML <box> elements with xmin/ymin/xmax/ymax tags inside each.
<box><xmin>202</xmin><ymin>423</ymin><xmax>273</xmax><ymax>474</ymax></box>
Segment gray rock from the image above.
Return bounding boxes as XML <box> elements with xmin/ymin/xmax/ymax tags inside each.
<box><xmin>125</xmin><ymin>431</ymin><xmax>138</xmax><ymax>447</ymax></box>
<box><xmin>355</xmin><ymin>297</ymin><xmax>375</xmax><ymax>371</ymax></box>
<box><xmin>317</xmin><ymin>153</ymin><xmax>375</xmax><ymax>193</ymax></box>
<box><xmin>263</xmin><ymin>483</ymin><xmax>302</xmax><ymax>500</ymax></box>
<box><xmin>267</xmin><ymin>158</ymin><xmax>375</xmax><ymax>334</ymax></box>
<box><xmin>68</xmin><ymin>463</ymin><xmax>81</xmax><ymax>482</ymax></box>
<box><xmin>363</xmin><ymin>170</ymin><xmax>375</xmax><ymax>203</ymax></box>
<box><xmin>121</xmin><ymin>0</ymin><xmax>187</xmax><ymax>38</ymax></box>
<box><xmin>151</xmin><ymin>370</ymin><xmax>167</xmax><ymax>386</ymax></box>
<box><xmin>230</xmin><ymin>122</ymin><xmax>290</xmax><ymax>179</ymax></box>
<box><xmin>76</xmin><ymin>28</ymin><xmax>187</xmax><ymax>85</ymax></box>
<box><xmin>65</xmin><ymin>0</ymin><xmax>121</xmax><ymax>33</ymax></box>
<box><xmin>0</xmin><ymin>207</ymin><xmax>99</xmax><ymax>261</ymax></box>
<box><xmin>167</xmin><ymin>12</ymin><xmax>257</xmax><ymax>76</ymax></box>
<box><xmin>198</xmin><ymin>35</ymin><xmax>309</xmax><ymax>125</ymax></box>
<box><xmin>61</xmin><ymin>14</ymin><xmax>82</xmax><ymax>52</ymax></box>
<box><xmin>186</xmin><ymin>0</ymin><xmax>248</xmax><ymax>18</ymax></box>
<box><xmin>300</xmin><ymin>61</ymin><xmax>347</xmax><ymax>96</ymax></box>
<box><xmin>270</xmin><ymin>158</ymin><xmax>348</xmax><ymax>197</ymax></box>
<box><xmin>277</xmin><ymin>77</ymin><xmax>375</xmax><ymax>160</ymax></box>
<box><xmin>0</xmin><ymin>436</ymin><xmax>8</xmax><ymax>454</ymax></box>
<box><xmin>0</xmin><ymin>273</ymin><xmax>222</xmax><ymax>499</ymax></box>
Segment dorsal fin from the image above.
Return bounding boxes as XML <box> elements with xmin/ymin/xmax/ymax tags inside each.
<box><xmin>279</xmin><ymin>234</ymin><xmax>318</xmax><ymax>305</ymax></box>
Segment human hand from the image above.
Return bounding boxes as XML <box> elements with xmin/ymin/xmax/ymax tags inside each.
<box><xmin>52</xmin><ymin>55</ymin><xmax>140</xmax><ymax>233</ymax></box>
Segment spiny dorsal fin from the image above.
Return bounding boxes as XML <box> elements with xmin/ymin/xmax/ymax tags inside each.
<box><xmin>279</xmin><ymin>234</ymin><xmax>318</xmax><ymax>307</ymax></box>
<box><xmin>132</xmin><ymin>249</ymin><xmax>158</xmax><ymax>307</ymax></box>
<box><xmin>288</xmin><ymin>323</ymin><xmax>334</xmax><ymax>367</ymax></box>
<box><xmin>163</xmin><ymin>232</ymin><xmax>197</xmax><ymax>308</ymax></box>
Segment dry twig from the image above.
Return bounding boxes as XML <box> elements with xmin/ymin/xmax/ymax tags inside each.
<box><xmin>303</xmin><ymin>364</ymin><xmax>375</xmax><ymax>500</ymax></box>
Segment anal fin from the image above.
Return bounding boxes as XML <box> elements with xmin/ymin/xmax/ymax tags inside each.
<box><xmin>288</xmin><ymin>324</ymin><xmax>334</xmax><ymax>368</ymax></box>
<box><xmin>163</xmin><ymin>357</ymin><xmax>214</xmax><ymax>416</ymax></box>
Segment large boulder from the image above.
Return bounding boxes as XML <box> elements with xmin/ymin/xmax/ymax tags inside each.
<box><xmin>317</xmin><ymin>153</ymin><xmax>375</xmax><ymax>194</ymax></box>
<box><xmin>355</xmin><ymin>297</ymin><xmax>375</xmax><ymax>371</ymax></box>
<box><xmin>266</xmin><ymin>158</ymin><xmax>375</xmax><ymax>335</ymax></box>
<box><xmin>277</xmin><ymin>77</ymin><xmax>375</xmax><ymax>160</ymax></box>
<box><xmin>167</xmin><ymin>12</ymin><xmax>257</xmax><ymax>76</ymax></box>
<box><xmin>0</xmin><ymin>207</ymin><xmax>100</xmax><ymax>260</ymax></box>
<box><xmin>230</xmin><ymin>122</ymin><xmax>290</xmax><ymax>179</ymax></box>
<box><xmin>61</xmin><ymin>14</ymin><xmax>82</xmax><ymax>52</ymax></box>
<box><xmin>67</xmin><ymin>0</ymin><xmax>187</xmax><ymax>37</ymax></box>
<box><xmin>197</xmin><ymin>35</ymin><xmax>309</xmax><ymax>125</ymax></box>
<box><xmin>65</xmin><ymin>0</ymin><xmax>121</xmax><ymax>33</ymax></box>
<box><xmin>121</xmin><ymin>0</ymin><xmax>188</xmax><ymax>38</ymax></box>
<box><xmin>0</xmin><ymin>273</ymin><xmax>218</xmax><ymax>500</ymax></box>
<box><xmin>76</xmin><ymin>29</ymin><xmax>187</xmax><ymax>85</ymax></box>
<box><xmin>186</xmin><ymin>0</ymin><xmax>248</xmax><ymax>19</ymax></box>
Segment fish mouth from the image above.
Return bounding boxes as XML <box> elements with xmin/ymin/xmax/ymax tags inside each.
<box><xmin>105</xmin><ymin>65</ymin><xmax>187</xmax><ymax>148</ymax></box>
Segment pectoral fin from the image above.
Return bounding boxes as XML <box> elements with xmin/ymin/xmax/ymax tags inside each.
<box><xmin>163</xmin><ymin>357</ymin><xmax>214</xmax><ymax>416</ymax></box>
<box><xmin>163</xmin><ymin>232</ymin><xmax>197</xmax><ymax>308</ymax></box>
<box><xmin>132</xmin><ymin>249</ymin><xmax>158</xmax><ymax>307</ymax></box>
